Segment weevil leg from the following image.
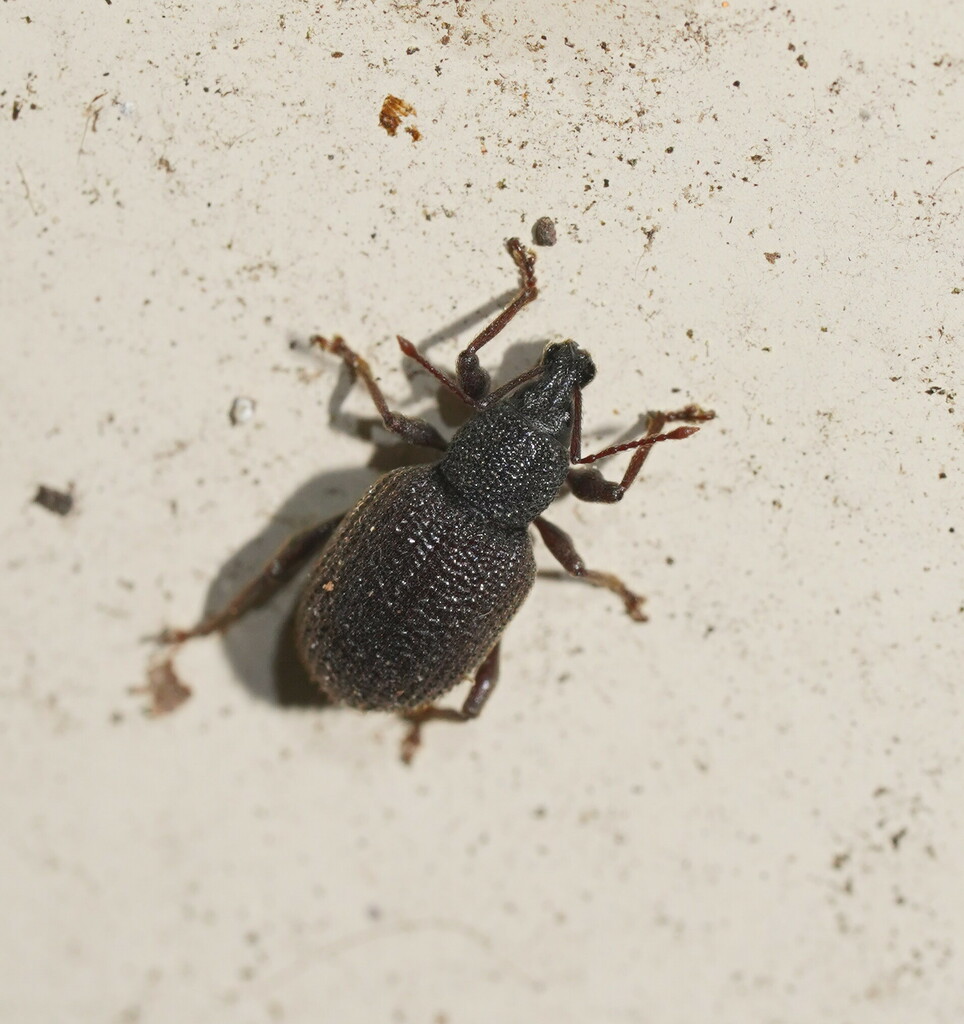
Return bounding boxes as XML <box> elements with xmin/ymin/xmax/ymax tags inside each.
<box><xmin>157</xmin><ymin>514</ymin><xmax>344</xmax><ymax>644</ymax></box>
<box><xmin>399</xmin><ymin>643</ymin><xmax>501</xmax><ymax>764</ymax></box>
<box><xmin>311</xmin><ymin>334</ymin><xmax>448</xmax><ymax>450</ymax></box>
<box><xmin>395</xmin><ymin>335</ymin><xmax>478</xmax><ymax>409</ymax></box>
<box><xmin>533</xmin><ymin>515</ymin><xmax>647</xmax><ymax>622</ymax></box>
<box><xmin>568</xmin><ymin>404</ymin><xmax>715</xmax><ymax>504</ymax></box>
<box><xmin>455</xmin><ymin>237</ymin><xmax>539</xmax><ymax>402</ymax></box>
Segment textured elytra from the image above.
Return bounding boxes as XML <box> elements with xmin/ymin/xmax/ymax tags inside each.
<box><xmin>296</xmin><ymin>465</ymin><xmax>536</xmax><ymax>710</ymax></box>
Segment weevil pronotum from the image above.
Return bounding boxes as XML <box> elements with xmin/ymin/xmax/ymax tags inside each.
<box><xmin>154</xmin><ymin>237</ymin><xmax>714</xmax><ymax>761</ymax></box>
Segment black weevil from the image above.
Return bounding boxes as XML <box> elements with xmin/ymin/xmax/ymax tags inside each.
<box><xmin>155</xmin><ymin>238</ymin><xmax>714</xmax><ymax>760</ymax></box>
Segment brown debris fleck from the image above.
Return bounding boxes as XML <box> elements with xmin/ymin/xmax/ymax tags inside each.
<box><xmin>136</xmin><ymin>659</ymin><xmax>192</xmax><ymax>716</ymax></box>
<box><xmin>379</xmin><ymin>95</ymin><xmax>417</xmax><ymax>137</ymax></box>
<box><xmin>764</xmin><ymin>252</ymin><xmax>781</xmax><ymax>264</ymax></box>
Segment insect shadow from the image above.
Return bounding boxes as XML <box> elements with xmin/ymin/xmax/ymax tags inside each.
<box><xmin>198</xmin><ymin>331</ymin><xmax>550</xmax><ymax>710</ymax></box>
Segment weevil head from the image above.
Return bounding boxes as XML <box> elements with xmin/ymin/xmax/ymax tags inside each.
<box><xmin>508</xmin><ymin>340</ymin><xmax>596</xmax><ymax>442</ymax></box>
<box><xmin>439</xmin><ymin>341</ymin><xmax>596</xmax><ymax>528</ymax></box>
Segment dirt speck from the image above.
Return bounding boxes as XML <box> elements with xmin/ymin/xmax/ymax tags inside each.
<box><xmin>764</xmin><ymin>251</ymin><xmax>781</xmax><ymax>264</ymax></box>
<box><xmin>33</xmin><ymin>484</ymin><xmax>74</xmax><ymax>516</ymax></box>
<box><xmin>136</xmin><ymin>659</ymin><xmax>192</xmax><ymax>716</ymax></box>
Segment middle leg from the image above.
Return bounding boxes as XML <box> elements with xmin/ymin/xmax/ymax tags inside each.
<box><xmin>533</xmin><ymin>515</ymin><xmax>647</xmax><ymax>621</ymax></box>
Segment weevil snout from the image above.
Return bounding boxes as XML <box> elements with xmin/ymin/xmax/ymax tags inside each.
<box><xmin>509</xmin><ymin>340</ymin><xmax>595</xmax><ymax>438</ymax></box>
<box><xmin>542</xmin><ymin>340</ymin><xmax>596</xmax><ymax>389</ymax></box>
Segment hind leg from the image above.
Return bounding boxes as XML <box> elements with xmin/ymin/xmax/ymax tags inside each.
<box><xmin>141</xmin><ymin>515</ymin><xmax>344</xmax><ymax>716</ymax></box>
<box><xmin>158</xmin><ymin>515</ymin><xmax>345</xmax><ymax>644</ymax></box>
<box><xmin>399</xmin><ymin>643</ymin><xmax>501</xmax><ymax>764</ymax></box>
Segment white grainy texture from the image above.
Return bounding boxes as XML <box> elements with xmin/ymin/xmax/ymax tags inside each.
<box><xmin>1</xmin><ymin>2</ymin><xmax>961</xmax><ymax>1023</ymax></box>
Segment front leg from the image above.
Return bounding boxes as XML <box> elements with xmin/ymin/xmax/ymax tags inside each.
<box><xmin>569</xmin><ymin>405</ymin><xmax>715</xmax><ymax>504</ymax></box>
<box><xmin>455</xmin><ymin>238</ymin><xmax>538</xmax><ymax>401</ymax></box>
<box><xmin>311</xmin><ymin>335</ymin><xmax>448</xmax><ymax>450</ymax></box>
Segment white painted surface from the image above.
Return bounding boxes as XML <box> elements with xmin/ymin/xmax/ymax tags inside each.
<box><xmin>2</xmin><ymin>3</ymin><xmax>961</xmax><ymax>1022</ymax></box>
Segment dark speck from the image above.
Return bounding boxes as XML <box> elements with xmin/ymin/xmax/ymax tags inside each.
<box><xmin>34</xmin><ymin>484</ymin><xmax>74</xmax><ymax>516</ymax></box>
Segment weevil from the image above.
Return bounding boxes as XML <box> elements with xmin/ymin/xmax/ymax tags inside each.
<box><xmin>155</xmin><ymin>238</ymin><xmax>714</xmax><ymax>760</ymax></box>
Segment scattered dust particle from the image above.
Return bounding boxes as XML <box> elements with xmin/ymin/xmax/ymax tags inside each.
<box><xmin>13</xmin><ymin>100</ymin><xmax>22</xmax><ymax>120</ymax></box>
<box><xmin>797</xmin><ymin>54</ymin><xmax>809</xmax><ymax>68</ymax></box>
<box><xmin>379</xmin><ymin>95</ymin><xmax>416</xmax><ymax>137</ymax></box>
<box><xmin>750</xmin><ymin>154</ymin><xmax>764</xmax><ymax>162</ymax></box>
<box><xmin>331</xmin><ymin>51</ymin><xmax>344</xmax><ymax>58</ymax></box>
<box><xmin>229</xmin><ymin>396</ymin><xmax>256</xmax><ymax>425</ymax></box>
<box><xmin>532</xmin><ymin>216</ymin><xmax>557</xmax><ymax>246</ymax></box>
<box><xmin>686</xmin><ymin>328</ymin><xmax>694</xmax><ymax>338</ymax></box>
<box><xmin>404</xmin><ymin>124</ymin><xmax>421</xmax><ymax>142</ymax></box>
<box><xmin>952</xmin><ymin>287</ymin><xmax>961</xmax><ymax>294</ymax></box>
<box><xmin>33</xmin><ymin>484</ymin><xmax>74</xmax><ymax>516</ymax></box>
<box><xmin>137</xmin><ymin>660</ymin><xmax>192</xmax><ymax>716</ymax></box>
<box><xmin>764</xmin><ymin>252</ymin><xmax>781</xmax><ymax>263</ymax></box>
<box><xmin>323</xmin><ymin>581</ymin><xmax>335</xmax><ymax>592</ymax></box>
<box><xmin>665</xmin><ymin>146</ymin><xmax>674</xmax><ymax>153</ymax></box>
<box><xmin>157</xmin><ymin>156</ymin><xmax>174</xmax><ymax>173</ymax></box>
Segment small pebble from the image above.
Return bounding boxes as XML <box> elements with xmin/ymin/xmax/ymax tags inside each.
<box><xmin>229</xmin><ymin>396</ymin><xmax>257</xmax><ymax>425</ymax></box>
<box><xmin>532</xmin><ymin>216</ymin><xmax>557</xmax><ymax>247</ymax></box>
